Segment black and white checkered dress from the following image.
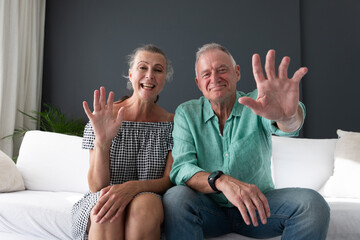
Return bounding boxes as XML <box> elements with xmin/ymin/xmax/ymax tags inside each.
<box><xmin>71</xmin><ymin>121</ymin><xmax>174</xmax><ymax>240</ymax></box>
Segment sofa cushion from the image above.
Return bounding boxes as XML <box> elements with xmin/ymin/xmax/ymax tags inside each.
<box><xmin>325</xmin><ymin>197</ymin><xmax>360</xmax><ymax>239</ymax></box>
<box><xmin>319</xmin><ymin>129</ymin><xmax>360</xmax><ymax>198</ymax></box>
<box><xmin>271</xmin><ymin>136</ymin><xmax>337</xmax><ymax>190</ymax></box>
<box><xmin>16</xmin><ymin>131</ymin><xmax>89</xmax><ymax>193</ymax></box>
<box><xmin>0</xmin><ymin>190</ymin><xmax>83</xmax><ymax>239</ymax></box>
<box><xmin>0</xmin><ymin>150</ymin><xmax>25</xmax><ymax>192</ymax></box>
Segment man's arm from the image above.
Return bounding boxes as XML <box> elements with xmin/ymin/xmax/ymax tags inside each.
<box><xmin>276</xmin><ymin>104</ymin><xmax>303</xmax><ymax>133</ymax></box>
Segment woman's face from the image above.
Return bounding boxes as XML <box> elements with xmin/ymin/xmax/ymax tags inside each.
<box><xmin>129</xmin><ymin>51</ymin><xmax>167</xmax><ymax>102</ymax></box>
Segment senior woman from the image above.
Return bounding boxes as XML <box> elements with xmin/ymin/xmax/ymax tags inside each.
<box><xmin>72</xmin><ymin>44</ymin><xmax>174</xmax><ymax>240</ymax></box>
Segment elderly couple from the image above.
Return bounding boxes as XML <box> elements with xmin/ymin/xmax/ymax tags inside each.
<box><xmin>71</xmin><ymin>43</ymin><xmax>330</xmax><ymax>240</ymax></box>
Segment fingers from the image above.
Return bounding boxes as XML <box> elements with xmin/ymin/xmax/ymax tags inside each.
<box><xmin>110</xmin><ymin>209</ymin><xmax>122</xmax><ymax>223</ymax></box>
<box><xmin>238</xmin><ymin>97</ymin><xmax>261</xmax><ymax>115</ymax></box>
<box><xmin>92</xmin><ymin>186</ymin><xmax>129</xmax><ymax>224</ymax></box>
<box><xmin>93</xmin><ymin>188</ymin><xmax>118</xmax><ymax>223</ymax></box>
<box><xmin>91</xmin><ymin>86</ymin><xmax>115</xmax><ymax>114</ymax></box>
<box><xmin>107</xmin><ymin>91</ymin><xmax>114</xmax><ymax>112</ymax></box>
<box><xmin>94</xmin><ymin>195</ymin><xmax>116</xmax><ymax>223</ymax></box>
<box><xmin>250</xmin><ymin>192</ymin><xmax>270</xmax><ymax>225</ymax></box>
<box><xmin>292</xmin><ymin>67</ymin><xmax>308</xmax><ymax>83</ymax></box>
<box><xmin>100</xmin><ymin>185</ymin><xmax>111</xmax><ymax>198</ymax></box>
<box><xmin>99</xmin><ymin>87</ymin><xmax>106</xmax><ymax>109</ymax></box>
<box><xmin>116</xmin><ymin>107</ymin><xmax>125</xmax><ymax>124</ymax></box>
<box><xmin>240</xmin><ymin>193</ymin><xmax>268</xmax><ymax>226</ymax></box>
<box><xmin>258</xmin><ymin>193</ymin><xmax>271</xmax><ymax>218</ymax></box>
<box><xmin>83</xmin><ymin>101</ymin><xmax>93</xmax><ymax>120</ymax></box>
<box><xmin>252</xmin><ymin>53</ymin><xmax>266</xmax><ymax>83</ymax></box>
<box><xmin>265</xmin><ymin>50</ymin><xmax>276</xmax><ymax>79</ymax></box>
<box><xmin>234</xmin><ymin>184</ymin><xmax>270</xmax><ymax>227</ymax></box>
<box><xmin>93</xmin><ymin>89</ymin><xmax>100</xmax><ymax>112</ymax></box>
<box><xmin>237</xmin><ymin>201</ymin><xmax>252</xmax><ymax>226</ymax></box>
<box><xmin>278</xmin><ymin>56</ymin><xmax>290</xmax><ymax>79</ymax></box>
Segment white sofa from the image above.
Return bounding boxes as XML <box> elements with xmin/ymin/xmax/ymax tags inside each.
<box><xmin>1</xmin><ymin>130</ymin><xmax>360</xmax><ymax>240</ymax></box>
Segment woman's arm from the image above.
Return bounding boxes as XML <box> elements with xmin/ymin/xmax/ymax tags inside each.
<box><xmin>83</xmin><ymin>87</ymin><xmax>125</xmax><ymax>193</ymax></box>
<box><xmin>87</xmin><ymin>141</ymin><xmax>111</xmax><ymax>193</ymax></box>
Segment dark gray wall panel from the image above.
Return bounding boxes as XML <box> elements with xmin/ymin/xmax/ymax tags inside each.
<box><xmin>301</xmin><ymin>0</ymin><xmax>360</xmax><ymax>138</ymax></box>
<box><xmin>42</xmin><ymin>0</ymin><xmax>301</xmax><ymax>127</ymax></box>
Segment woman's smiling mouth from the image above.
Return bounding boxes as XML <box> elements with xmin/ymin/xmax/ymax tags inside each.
<box><xmin>141</xmin><ymin>83</ymin><xmax>155</xmax><ymax>89</ymax></box>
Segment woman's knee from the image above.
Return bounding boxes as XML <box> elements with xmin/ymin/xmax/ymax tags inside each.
<box><xmin>88</xmin><ymin>209</ymin><xmax>125</xmax><ymax>239</ymax></box>
<box><xmin>126</xmin><ymin>193</ymin><xmax>164</xmax><ymax>227</ymax></box>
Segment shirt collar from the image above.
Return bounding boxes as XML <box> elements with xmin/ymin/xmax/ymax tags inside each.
<box><xmin>203</xmin><ymin>91</ymin><xmax>244</xmax><ymax>123</ymax></box>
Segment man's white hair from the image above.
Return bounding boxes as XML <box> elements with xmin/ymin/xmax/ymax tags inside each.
<box><xmin>195</xmin><ymin>43</ymin><xmax>237</xmax><ymax>77</ymax></box>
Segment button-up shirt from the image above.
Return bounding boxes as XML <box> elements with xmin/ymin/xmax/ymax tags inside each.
<box><xmin>170</xmin><ymin>90</ymin><xmax>306</xmax><ymax>207</ymax></box>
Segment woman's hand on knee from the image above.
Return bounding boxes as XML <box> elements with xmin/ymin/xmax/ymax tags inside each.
<box><xmin>92</xmin><ymin>183</ymin><xmax>136</xmax><ymax>224</ymax></box>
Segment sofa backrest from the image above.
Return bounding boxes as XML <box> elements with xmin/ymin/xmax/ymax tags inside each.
<box><xmin>16</xmin><ymin>130</ymin><xmax>89</xmax><ymax>193</ymax></box>
<box><xmin>15</xmin><ymin>131</ymin><xmax>338</xmax><ymax>194</ymax></box>
<box><xmin>271</xmin><ymin>136</ymin><xmax>337</xmax><ymax>191</ymax></box>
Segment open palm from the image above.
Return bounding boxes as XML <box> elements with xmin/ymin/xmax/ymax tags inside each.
<box><xmin>83</xmin><ymin>87</ymin><xmax>125</xmax><ymax>144</ymax></box>
<box><xmin>238</xmin><ymin>50</ymin><xmax>307</xmax><ymax>123</ymax></box>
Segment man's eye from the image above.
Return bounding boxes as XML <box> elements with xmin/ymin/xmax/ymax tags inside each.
<box><xmin>218</xmin><ymin>68</ymin><xmax>227</xmax><ymax>73</ymax></box>
<box><xmin>202</xmin><ymin>73</ymin><xmax>210</xmax><ymax>78</ymax></box>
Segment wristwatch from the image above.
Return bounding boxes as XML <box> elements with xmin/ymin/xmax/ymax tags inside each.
<box><xmin>208</xmin><ymin>170</ymin><xmax>224</xmax><ymax>193</ymax></box>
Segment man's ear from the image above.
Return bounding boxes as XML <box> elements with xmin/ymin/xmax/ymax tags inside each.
<box><xmin>128</xmin><ymin>69</ymin><xmax>132</xmax><ymax>80</ymax></box>
<box><xmin>195</xmin><ymin>77</ymin><xmax>201</xmax><ymax>91</ymax></box>
<box><xmin>235</xmin><ymin>65</ymin><xmax>241</xmax><ymax>82</ymax></box>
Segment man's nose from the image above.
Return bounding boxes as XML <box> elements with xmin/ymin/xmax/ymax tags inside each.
<box><xmin>210</xmin><ymin>72</ymin><xmax>219</xmax><ymax>83</ymax></box>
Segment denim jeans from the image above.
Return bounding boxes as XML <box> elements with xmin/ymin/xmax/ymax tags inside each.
<box><xmin>163</xmin><ymin>186</ymin><xmax>330</xmax><ymax>240</ymax></box>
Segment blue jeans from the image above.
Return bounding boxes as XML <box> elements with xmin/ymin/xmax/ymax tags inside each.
<box><xmin>163</xmin><ymin>186</ymin><xmax>330</xmax><ymax>240</ymax></box>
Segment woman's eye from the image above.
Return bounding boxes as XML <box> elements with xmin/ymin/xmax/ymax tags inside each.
<box><xmin>139</xmin><ymin>66</ymin><xmax>147</xmax><ymax>70</ymax></box>
<box><xmin>155</xmin><ymin>69</ymin><xmax>163</xmax><ymax>73</ymax></box>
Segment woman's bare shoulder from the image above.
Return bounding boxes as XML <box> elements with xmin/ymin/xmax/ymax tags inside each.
<box><xmin>156</xmin><ymin>106</ymin><xmax>174</xmax><ymax>122</ymax></box>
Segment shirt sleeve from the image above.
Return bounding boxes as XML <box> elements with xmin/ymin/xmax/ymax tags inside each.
<box><xmin>263</xmin><ymin>101</ymin><xmax>306</xmax><ymax>137</ymax></box>
<box><xmin>170</xmin><ymin>106</ymin><xmax>206</xmax><ymax>185</ymax></box>
<box><xmin>166</xmin><ymin>123</ymin><xmax>174</xmax><ymax>151</ymax></box>
<box><xmin>82</xmin><ymin>122</ymin><xmax>95</xmax><ymax>150</ymax></box>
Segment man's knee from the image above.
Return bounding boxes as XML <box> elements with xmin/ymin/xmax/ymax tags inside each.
<box><xmin>301</xmin><ymin>189</ymin><xmax>330</xmax><ymax>223</ymax></box>
<box><xmin>163</xmin><ymin>185</ymin><xmax>201</xmax><ymax>215</ymax></box>
<box><xmin>282</xmin><ymin>188</ymin><xmax>330</xmax><ymax>227</ymax></box>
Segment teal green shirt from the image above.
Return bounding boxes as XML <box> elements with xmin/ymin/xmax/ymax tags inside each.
<box><xmin>170</xmin><ymin>90</ymin><xmax>306</xmax><ymax>207</ymax></box>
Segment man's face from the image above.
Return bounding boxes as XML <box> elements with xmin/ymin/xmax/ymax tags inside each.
<box><xmin>195</xmin><ymin>49</ymin><xmax>240</xmax><ymax>104</ymax></box>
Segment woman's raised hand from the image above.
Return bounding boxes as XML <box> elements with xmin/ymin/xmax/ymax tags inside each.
<box><xmin>83</xmin><ymin>86</ymin><xmax>125</xmax><ymax>146</ymax></box>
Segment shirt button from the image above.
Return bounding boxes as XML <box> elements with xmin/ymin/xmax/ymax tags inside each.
<box><xmin>225</xmin><ymin>153</ymin><xmax>229</xmax><ymax>157</ymax></box>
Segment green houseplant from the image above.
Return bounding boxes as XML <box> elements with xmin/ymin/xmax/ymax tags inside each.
<box><xmin>13</xmin><ymin>103</ymin><xmax>85</xmax><ymax>138</ymax></box>
<box><xmin>1</xmin><ymin>104</ymin><xmax>86</xmax><ymax>162</ymax></box>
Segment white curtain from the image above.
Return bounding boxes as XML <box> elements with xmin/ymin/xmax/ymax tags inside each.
<box><xmin>0</xmin><ymin>0</ymin><xmax>45</xmax><ymax>157</ymax></box>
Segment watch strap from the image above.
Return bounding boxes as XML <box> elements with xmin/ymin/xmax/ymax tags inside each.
<box><xmin>208</xmin><ymin>170</ymin><xmax>224</xmax><ymax>193</ymax></box>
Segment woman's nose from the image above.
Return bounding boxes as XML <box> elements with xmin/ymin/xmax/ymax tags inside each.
<box><xmin>146</xmin><ymin>70</ymin><xmax>154</xmax><ymax>79</ymax></box>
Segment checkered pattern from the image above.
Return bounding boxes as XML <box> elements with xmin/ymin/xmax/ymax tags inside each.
<box><xmin>71</xmin><ymin>121</ymin><xmax>173</xmax><ymax>240</ymax></box>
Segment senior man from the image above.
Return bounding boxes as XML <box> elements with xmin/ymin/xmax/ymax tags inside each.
<box><xmin>163</xmin><ymin>43</ymin><xmax>330</xmax><ymax>240</ymax></box>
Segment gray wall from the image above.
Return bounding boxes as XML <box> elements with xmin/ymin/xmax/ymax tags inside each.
<box><xmin>42</xmin><ymin>0</ymin><xmax>360</xmax><ymax>138</ymax></box>
<box><xmin>300</xmin><ymin>0</ymin><xmax>360</xmax><ymax>138</ymax></box>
